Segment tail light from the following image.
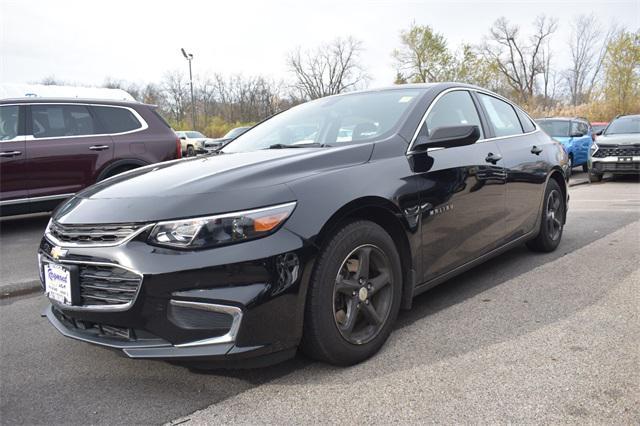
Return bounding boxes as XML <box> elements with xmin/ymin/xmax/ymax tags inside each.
<box><xmin>176</xmin><ymin>138</ymin><xmax>182</xmax><ymax>159</ymax></box>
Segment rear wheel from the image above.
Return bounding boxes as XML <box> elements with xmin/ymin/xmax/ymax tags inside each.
<box><xmin>526</xmin><ymin>179</ymin><xmax>565</xmax><ymax>252</ymax></box>
<box><xmin>100</xmin><ymin>165</ymin><xmax>137</xmax><ymax>181</ymax></box>
<box><xmin>302</xmin><ymin>221</ymin><xmax>402</xmax><ymax>365</ymax></box>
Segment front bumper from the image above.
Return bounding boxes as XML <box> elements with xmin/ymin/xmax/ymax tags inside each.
<box><xmin>39</xmin><ymin>227</ymin><xmax>313</xmax><ymax>365</ymax></box>
<box><xmin>592</xmin><ymin>156</ymin><xmax>640</xmax><ymax>174</ymax></box>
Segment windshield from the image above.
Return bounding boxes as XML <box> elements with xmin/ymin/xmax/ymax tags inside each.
<box><xmin>224</xmin><ymin>127</ymin><xmax>249</xmax><ymax>139</ymax></box>
<box><xmin>538</xmin><ymin>120</ymin><xmax>570</xmax><ymax>137</ymax></box>
<box><xmin>605</xmin><ymin>116</ymin><xmax>640</xmax><ymax>135</ymax></box>
<box><xmin>222</xmin><ymin>89</ymin><xmax>425</xmax><ymax>153</ymax></box>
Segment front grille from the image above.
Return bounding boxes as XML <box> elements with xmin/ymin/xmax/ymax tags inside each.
<box><xmin>594</xmin><ymin>145</ymin><xmax>640</xmax><ymax>158</ymax></box>
<box><xmin>78</xmin><ymin>264</ymin><xmax>142</xmax><ymax>306</ymax></box>
<box><xmin>48</xmin><ymin>221</ymin><xmax>146</xmax><ymax>245</ymax></box>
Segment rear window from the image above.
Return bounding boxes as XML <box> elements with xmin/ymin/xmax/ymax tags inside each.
<box><xmin>92</xmin><ymin>106</ymin><xmax>142</xmax><ymax>133</ymax></box>
<box><xmin>516</xmin><ymin>108</ymin><xmax>536</xmax><ymax>133</ymax></box>
<box><xmin>31</xmin><ymin>104</ymin><xmax>97</xmax><ymax>138</ymax></box>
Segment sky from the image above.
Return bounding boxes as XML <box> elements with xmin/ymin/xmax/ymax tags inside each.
<box><xmin>1</xmin><ymin>0</ymin><xmax>638</xmax><ymax>89</ymax></box>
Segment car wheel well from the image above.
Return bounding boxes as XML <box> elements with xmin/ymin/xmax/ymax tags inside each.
<box><xmin>549</xmin><ymin>169</ymin><xmax>567</xmax><ymax>223</ymax></box>
<box><xmin>315</xmin><ymin>198</ymin><xmax>414</xmax><ymax>307</ymax></box>
<box><xmin>97</xmin><ymin>160</ymin><xmax>147</xmax><ymax>181</ymax></box>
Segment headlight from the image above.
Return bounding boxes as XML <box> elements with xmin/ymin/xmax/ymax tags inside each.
<box><xmin>148</xmin><ymin>202</ymin><xmax>296</xmax><ymax>249</ymax></box>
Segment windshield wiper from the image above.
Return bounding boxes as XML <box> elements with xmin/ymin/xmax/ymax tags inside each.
<box><xmin>266</xmin><ymin>143</ymin><xmax>330</xmax><ymax>149</ymax></box>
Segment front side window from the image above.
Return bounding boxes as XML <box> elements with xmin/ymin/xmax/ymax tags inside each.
<box><xmin>31</xmin><ymin>105</ymin><xmax>96</xmax><ymax>138</ymax></box>
<box><xmin>222</xmin><ymin>89</ymin><xmax>425</xmax><ymax>153</ymax></box>
<box><xmin>187</xmin><ymin>131</ymin><xmax>205</xmax><ymax>138</ymax></box>
<box><xmin>0</xmin><ymin>105</ymin><xmax>19</xmax><ymax>141</ymax></box>
<box><xmin>423</xmin><ymin>90</ymin><xmax>484</xmax><ymax>139</ymax></box>
<box><xmin>92</xmin><ymin>106</ymin><xmax>142</xmax><ymax>134</ymax></box>
<box><xmin>478</xmin><ymin>94</ymin><xmax>523</xmax><ymax>137</ymax></box>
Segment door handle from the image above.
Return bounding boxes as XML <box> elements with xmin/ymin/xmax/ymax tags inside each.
<box><xmin>89</xmin><ymin>145</ymin><xmax>110</xmax><ymax>151</ymax></box>
<box><xmin>531</xmin><ymin>145</ymin><xmax>543</xmax><ymax>155</ymax></box>
<box><xmin>0</xmin><ymin>151</ymin><xmax>22</xmax><ymax>157</ymax></box>
<box><xmin>485</xmin><ymin>152</ymin><xmax>502</xmax><ymax>164</ymax></box>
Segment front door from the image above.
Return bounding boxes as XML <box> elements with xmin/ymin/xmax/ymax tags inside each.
<box><xmin>415</xmin><ymin>90</ymin><xmax>507</xmax><ymax>282</ymax></box>
<box><xmin>0</xmin><ymin>105</ymin><xmax>27</xmax><ymax>205</ymax></box>
<box><xmin>26</xmin><ymin>104</ymin><xmax>113</xmax><ymax>198</ymax></box>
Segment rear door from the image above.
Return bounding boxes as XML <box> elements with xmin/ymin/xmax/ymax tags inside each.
<box><xmin>26</xmin><ymin>103</ymin><xmax>114</xmax><ymax>198</ymax></box>
<box><xmin>0</xmin><ymin>104</ymin><xmax>27</xmax><ymax>203</ymax></box>
<box><xmin>416</xmin><ymin>90</ymin><xmax>507</xmax><ymax>282</ymax></box>
<box><xmin>476</xmin><ymin>93</ymin><xmax>548</xmax><ymax>239</ymax></box>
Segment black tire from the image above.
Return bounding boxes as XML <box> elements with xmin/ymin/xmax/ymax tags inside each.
<box><xmin>590</xmin><ymin>172</ymin><xmax>603</xmax><ymax>182</ymax></box>
<box><xmin>526</xmin><ymin>179</ymin><xmax>565</xmax><ymax>253</ymax></box>
<box><xmin>187</xmin><ymin>145</ymin><xmax>195</xmax><ymax>157</ymax></box>
<box><xmin>566</xmin><ymin>156</ymin><xmax>573</xmax><ymax>178</ymax></box>
<box><xmin>302</xmin><ymin>220</ymin><xmax>402</xmax><ymax>366</ymax></box>
<box><xmin>582</xmin><ymin>164</ymin><xmax>589</xmax><ymax>173</ymax></box>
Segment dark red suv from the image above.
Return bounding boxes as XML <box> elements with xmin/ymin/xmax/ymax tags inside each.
<box><xmin>0</xmin><ymin>98</ymin><xmax>181</xmax><ymax>216</ymax></box>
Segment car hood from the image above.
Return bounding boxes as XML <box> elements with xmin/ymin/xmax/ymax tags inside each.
<box><xmin>54</xmin><ymin>144</ymin><xmax>373</xmax><ymax>224</ymax></box>
<box><xmin>597</xmin><ymin>134</ymin><xmax>640</xmax><ymax>145</ymax></box>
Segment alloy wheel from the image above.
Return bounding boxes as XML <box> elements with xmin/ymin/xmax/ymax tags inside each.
<box><xmin>333</xmin><ymin>244</ymin><xmax>394</xmax><ymax>345</ymax></box>
<box><xmin>546</xmin><ymin>189</ymin><xmax>563</xmax><ymax>241</ymax></box>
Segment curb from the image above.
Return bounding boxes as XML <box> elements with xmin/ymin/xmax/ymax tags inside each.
<box><xmin>1</xmin><ymin>280</ymin><xmax>42</xmax><ymax>299</ymax></box>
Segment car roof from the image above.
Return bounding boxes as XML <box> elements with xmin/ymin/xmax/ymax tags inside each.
<box><xmin>0</xmin><ymin>97</ymin><xmax>155</xmax><ymax>108</ymax></box>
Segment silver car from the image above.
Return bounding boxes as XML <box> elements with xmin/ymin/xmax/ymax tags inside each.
<box><xmin>591</xmin><ymin>114</ymin><xmax>640</xmax><ymax>181</ymax></box>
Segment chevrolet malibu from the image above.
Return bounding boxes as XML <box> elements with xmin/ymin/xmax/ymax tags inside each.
<box><xmin>39</xmin><ymin>83</ymin><xmax>569</xmax><ymax>367</ymax></box>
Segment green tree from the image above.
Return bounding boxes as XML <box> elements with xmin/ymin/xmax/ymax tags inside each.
<box><xmin>392</xmin><ymin>24</ymin><xmax>452</xmax><ymax>83</ymax></box>
<box><xmin>603</xmin><ymin>30</ymin><xmax>640</xmax><ymax>114</ymax></box>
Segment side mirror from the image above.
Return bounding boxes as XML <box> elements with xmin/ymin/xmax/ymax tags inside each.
<box><xmin>596</xmin><ymin>129</ymin><xmax>604</xmax><ymax>136</ymax></box>
<box><xmin>180</xmin><ymin>136</ymin><xmax>186</xmax><ymax>140</ymax></box>
<box><xmin>413</xmin><ymin>125</ymin><xmax>481</xmax><ymax>151</ymax></box>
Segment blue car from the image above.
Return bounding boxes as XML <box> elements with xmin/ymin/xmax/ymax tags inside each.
<box><xmin>537</xmin><ymin>117</ymin><xmax>594</xmax><ymax>175</ymax></box>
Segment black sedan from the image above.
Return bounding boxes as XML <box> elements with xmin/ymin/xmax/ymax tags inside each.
<box><xmin>39</xmin><ymin>83</ymin><xmax>569</xmax><ymax>367</ymax></box>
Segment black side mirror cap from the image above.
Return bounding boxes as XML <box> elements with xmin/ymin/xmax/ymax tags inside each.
<box><xmin>413</xmin><ymin>125</ymin><xmax>481</xmax><ymax>151</ymax></box>
<box><xmin>596</xmin><ymin>130</ymin><xmax>604</xmax><ymax>136</ymax></box>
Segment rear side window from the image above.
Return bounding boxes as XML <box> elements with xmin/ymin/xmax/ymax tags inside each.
<box><xmin>0</xmin><ymin>105</ymin><xmax>19</xmax><ymax>140</ymax></box>
<box><xmin>516</xmin><ymin>108</ymin><xmax>536</xmax><ymax>133</ymax></box>
<box><xmin>31</xmin><ymin>104</ymin><xmax>97</xmax><ymax>138</ymax></box>
<box><xmin>423</xmin><ymin>90</ymin><xmax>484</xmax><ymax>139</ymax></box>
<box><xmin>92</xmin><ymin>106</ymin><xmax>142</xmax><ymax>133</ymax></box>
<box><xmin>478</xmin><ymin>94</ymin><xmax>523</xmax><ymax>137</ymax></box>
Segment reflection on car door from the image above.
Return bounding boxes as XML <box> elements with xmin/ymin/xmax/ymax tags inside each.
<box><xmin>0</xmin><ymin>105</ymin><xmax>27</xmax><ymax>203</ymax></box>
<box><xmin>415</xmin><ymin>90</ymin><xmax>507</xmax><ymax>283</ymax></box>
<box><xmin>26</xmin><ymin>104</ymin><xmax>114</xmax><ymax>198</ymax></box>
<box><xmin>476</xmin><ymin>93</ymin><xmax>549</xmax><ymax>239</ymax></box>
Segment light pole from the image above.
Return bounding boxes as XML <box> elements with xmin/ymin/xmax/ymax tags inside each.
<box><xmin>181</xmin><ymin>48</ymin><xmax>196</xmax><ymax>130</ymax></box>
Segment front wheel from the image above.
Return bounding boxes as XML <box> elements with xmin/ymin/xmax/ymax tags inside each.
<box><xmin>582</xmin><ymin>164</ymin><xmax>589</xmax><ymax>173</ymax></box>
<box><xmin>186</xmin><ymin>145</ymin><xmax>195</xmax><ymax>157</ymax></box>
<box><xmin>302</xmin><ymin>221</ymin><xmax>402</xmax><ymax>365</ymax></box>
<box><xmin>526</xmin><ymin>179</ymin><xmax>565</xmax><ymax>253</ymax></box>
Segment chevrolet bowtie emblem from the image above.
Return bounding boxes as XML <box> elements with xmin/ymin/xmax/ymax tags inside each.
<box><xmin>51</xmin><ymin>246</ymin><xmax>68</xmax><ymax>260</ymax></box>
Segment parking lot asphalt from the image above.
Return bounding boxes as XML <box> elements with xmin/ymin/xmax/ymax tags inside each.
<box><xmin>0</xmin><ymin>176</ymin><xmax>639</xmax><ymax>424</ymax></box>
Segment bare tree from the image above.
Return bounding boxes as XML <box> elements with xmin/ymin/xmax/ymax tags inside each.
<box><xmin>482</xmin><ymin>15</ymin><xmax>558</xmax><ymax>104</ymax></box>
<box><xmin>161</xmin><ymin>71</ymin><xmax>189</xmax><ymax>123</ymax></box>
<box><xmin>563</xmin><ymin>14</ymin><xmax>613</xmax><ymax>106</ymax></box>
<box><xmin>288</xmin><ymin>37</ymin><xmax>368</xmax><ymax>99</ymax></box>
